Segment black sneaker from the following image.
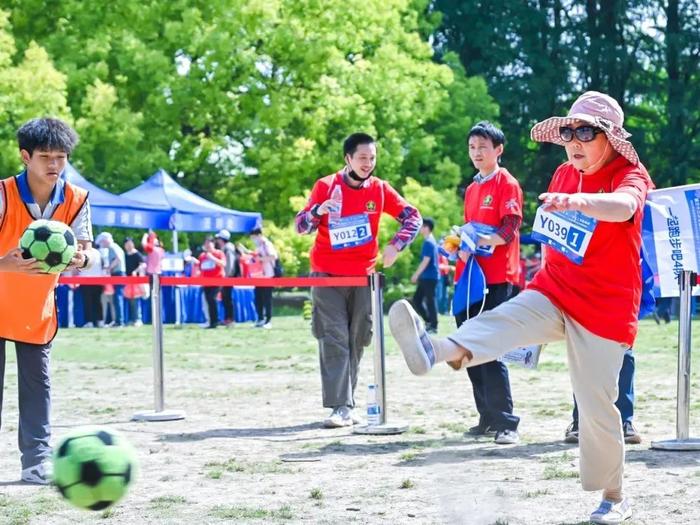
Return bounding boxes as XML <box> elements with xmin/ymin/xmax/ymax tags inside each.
<box><xmin>564</xmin><ymin>422</ymin><xmax>579</xmax><ymax>444</ymax></box>
<box><xmin>467</xmin><ymin>423</ymin><xmax>496</xmax><ymax>436</ymax></box>
<box><xmin>623</xmin><ymin>421</ymin><xmax>642</xmax><ymax>444</ymax></box>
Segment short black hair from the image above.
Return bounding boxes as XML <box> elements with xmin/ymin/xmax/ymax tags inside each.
<box><xmin>467</xmin><ymin>121</ymin><xmax>505</xmax><ymax>148</ymax></box>
<box><xmin>251</xmin><ymin>227</ymin><xmax>263</xmax><ymax>236</ymax></box>
<box><xmin>422</xmin><ymin>217</ymin><xmax>435</xmax><ymax>231</ymax></box>
<box><xmin>343</xmin><ymin>133</ymin><xmax>375</xmax><ymax>157</ymax></box>
<box><xmin>17</xmin><ymin>118</ymin><xmax>79</xmax><ymax>156</ymax></box>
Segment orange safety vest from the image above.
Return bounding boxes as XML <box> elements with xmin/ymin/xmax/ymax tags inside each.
<box><xmin>0</xmin><ymin>176</ymin><xmax>88</xmax><ymax>345</ymax></box>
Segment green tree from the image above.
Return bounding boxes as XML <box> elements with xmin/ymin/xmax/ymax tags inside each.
<box><xmin>0</xmin><ymin>9</ymin><xmax>70</xmax><ymax>175</ymax></box>
<box><xmin>8</xmin><ymin>0</ymin><xmax>497</xmax><ymax>225</ymax></box>
<box><xmin>432</xmin><ymin>0</ymin><xmax>700</xmax><ymax>195</ymax></box>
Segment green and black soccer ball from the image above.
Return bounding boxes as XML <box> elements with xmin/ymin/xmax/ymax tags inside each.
<box><xmin>53</xmin><ymin>427</ymin><xmax>137</xmax><ymax>511</ymax></box>
<box><xmin>19</xmin><ymin>219</ymin><xmax>77</xmax><ymax>273</ymax></box>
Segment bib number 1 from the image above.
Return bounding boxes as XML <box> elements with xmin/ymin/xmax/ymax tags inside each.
<box><xmin>531</xmin><ymin>207</ymin><xmax>597</xmax><ymax>264</ymax></box>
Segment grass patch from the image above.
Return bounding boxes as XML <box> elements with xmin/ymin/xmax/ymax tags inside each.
<box><xmin>400</xmin><ymin>478</ymin><xmax>415</xmax><ymax>489</ymax></box>
<box><xmin>309</xmin><ymin>488</ymin><xmax>323</xmax><ymax>500</ymax></box>
<box><xmin>399</xmin><ymin>451</ymin><xmax>420</xmax><ymax>462</ymax></box>
<box><xmin>211</xmin><ymin>505</ymin><xmax>293</xmax><ymax>520</ymax></box>
<box><xmin>438</xmin><ymin>422</ymin><xmax>468</xmax><ymax>433</ymax></box>
<box><xmin>204</xmin><ymin>457</ymin><xmax>294</xmax><ymax>477</ymax></box>
<box><xmin>543</xmin><ymin>465</ymin><xmax>579</xmax><ymax>480</ymax></box>
<box><xmin>524</xmin><ymin>488</ymin><xmax>551</xmax><ymax>498</ymax></box>
<box><xmin>150</xmin><ymin>495</ymin><xmax>188</xmax><ymax>508</ymax></box>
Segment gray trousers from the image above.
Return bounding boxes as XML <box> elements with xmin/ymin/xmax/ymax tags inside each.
<box><xmin>0</xmin><ymin>339</ymin><xmax>52</xmax><ymax>469</ymax></box>
<box><xmin>311</xmin><ymin>273</ymin><xmax>372</xmax><ymax>409</ymax></box>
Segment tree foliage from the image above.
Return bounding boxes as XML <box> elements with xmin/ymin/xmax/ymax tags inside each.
<box><xmin>432</xmin><ymin>0</ymin><xmax>700</xmax><ymax>200</ymax></box>
<box><xmin>4</xmin><ymin>0</ymin><xmax>496</xmax><ymax>227</ymax></box>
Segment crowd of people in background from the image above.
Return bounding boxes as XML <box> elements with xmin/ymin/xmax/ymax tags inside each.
<box><xmin>69</xmin><ymin>227</ymin><xmax>280</xmax><ymax>330</ymax></box>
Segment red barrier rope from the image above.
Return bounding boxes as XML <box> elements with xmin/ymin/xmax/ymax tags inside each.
<box><xmin>58</xmin><ymin>275</ymin><xmax>369</xmax><ymax>288</ymax></box>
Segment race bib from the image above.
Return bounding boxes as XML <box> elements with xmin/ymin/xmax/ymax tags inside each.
<box><xmin>201</xmin><ymin>259</ymin><xmax>216</xmax><ymax>270</ymax></box>
<box><xmin>329</xmin><ymin>213</ymin><xmax>372</xmax><ymax>250</ymax></box>
<box><xmin>460</xmin><ymin>222</ymin><xmax>497</xmax><ymax>256</ymax></box>
<box><xmin>531</xmin><ymin>207</ymin><xmax>597</xmax><ymax>264</ymax></box>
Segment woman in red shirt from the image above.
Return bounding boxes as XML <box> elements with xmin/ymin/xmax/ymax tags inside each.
<box><xmin>193</xmin><ymin>237</ymin><xmax>225</xmax><ymax>328</ymax></box>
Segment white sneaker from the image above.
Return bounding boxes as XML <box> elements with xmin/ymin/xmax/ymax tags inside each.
<box><xmin>133</xmin><ymin>320</ymin><xmax>143</xmax><ymax>327</ymax></box>
<box><xmin>388</xmin><ymin>300</ymin><xmax>436</xmax><ymax>375</ymax></box>
<box><xmin>262</xmin><ymin>322</ymin><xmax>271</xmax><ymax>330</ymax></box>
<box><xmin>82</xmin><ymin>322</ymin><xmax>94</xmax><ymax>328</ymax></box>
<box><xmin>254</xmin><ymin>320</ymin><xmax>265</xmax><ymax>328</ymax></box>
<box><xmin>21</xmin><ymin>462</ymin><xmax>52</xmax><ymax>485</ymax></box>
<box><xmin>349</xmin><ymin>408</ymin><xmax>362</xmax><ymax>425</ymax></box>
<box><xmin>323</xmin><ymin>407</ymin><xmax>354</xmax><ymax>428</ymax></box>
<box><xmin>590</xmin><ymin>498</ymin><xmax>632</xmax><ymax>524</ymax></box>
<box><xmin>494</xmin><ymin>429</ymin><xmax>520</xmax><ymax>445</ymax></box>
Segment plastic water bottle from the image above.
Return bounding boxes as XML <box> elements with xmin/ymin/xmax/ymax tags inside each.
<box><xmin>329</xmin><ymin>185</ymin><xmax>343</xmax><ymax>224</ymax></box>
<box><xmin>367</xmin><ymin>384</ymin><xmax>381</xmax><ymax>426</ymax></box>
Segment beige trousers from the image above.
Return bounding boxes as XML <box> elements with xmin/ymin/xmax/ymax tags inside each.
<box><xmin>448</xmin><ymin>290</ymin><xmax>628</xmax><ymax>491</ymax></box>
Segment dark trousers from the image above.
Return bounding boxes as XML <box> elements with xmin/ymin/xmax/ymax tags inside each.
<box><xmin>255</xmin><ymin>287</ymin><xmax>273</xmax><ymax>323</ymax></box>
<box><xmin>412</xmin><ymin>279</ymin><xmax>438</xmax><ymax>331</ymax></box>
<box><xmin>311</xmin><ymin>272</ymin><xmax>372</xmax><ymax>408</ymax></box>
<box><xmin>80</xmin><ymin>285</ymin><xmax>103</xmax><ymax>325</ymax></box>
<box><xmin>204</xmin><ymin>286</ymin><xmax>220</xmax><ymax>327</ymax></box>
<box><xmin>127</xmin><ymin>298</ymin><xmax>141</xmax><ymax>323</ymax></box>
<box><xmin>0</xmin><ymin>339</ymin><xmax>52</xmax><ymax>469</ymax></box>
<box><xmin>455</xmin><ymin>282</ymin><xmax>520</xmax><ymax>432</ymax></box>
<box><xmin>436</xmin><ymin>275</ymin><xmax>450</xmax><ymax>315</ymax></box>
<box><xmin>222</xmin><ymin>286</ymin><xmax>235</xmax><ymax>322</ymax></box>
<box><xmin>573</xmin><ymin>349</ymin><xmax>635</xmax><ymax>426</ymax></box>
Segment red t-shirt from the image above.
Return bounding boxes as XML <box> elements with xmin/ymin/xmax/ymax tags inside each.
<box><xmin>528</xmin><ymin>157</ymin><xmax>653</xmax><ymax>346</ymax></box>
<box><xmin>198</xmin><ymin>250</ymin><xmax>225</xmax><ymax>278</ymax></box>
<box><xmin>455</xmin><ymin>167</ymin><xmax>523</xmax><ymax>285</ymax></box>
<box><xmin>304</xmin><ymin>172</ymin><xmax>410</xmax><ymax>275</ymax></box>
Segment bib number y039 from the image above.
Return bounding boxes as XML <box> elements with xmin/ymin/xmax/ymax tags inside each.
<box><xmin>329</xmin><ymin>214</ymin><xmax>372</xmax><ymax>250</ymax></box>
<box><xmin>531</xmin><ymin>207</ymin><xmax>597</xmax><ymax>264</ymax></box>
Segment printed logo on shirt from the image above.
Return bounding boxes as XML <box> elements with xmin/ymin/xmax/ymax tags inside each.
<box><xmin>505</xmin><ymin>198</ymin><xmax>519</xmax><ymax>211</ymax></box>
<box><xmin>366</xmin><ymin>200</ymin><xmax>377</xmax><ymax>212</ymax></box>
<box><xmin>482</xmin><ymin>195</ymin><xmax>493</xmax><ymax>207</ymax></box>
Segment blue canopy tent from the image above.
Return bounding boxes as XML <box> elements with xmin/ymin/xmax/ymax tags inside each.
<box><xmin>62</xmin><ymin>163</ymin><xmax>172</xmax><ymax>229</ymax></box>
<box><xmin>120</xmin><ymin>169</ymin><xmax>262</xmax><ymax>251</ymax></box>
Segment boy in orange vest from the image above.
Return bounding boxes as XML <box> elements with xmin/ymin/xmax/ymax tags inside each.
<box><xmin>0</xmin><ymin>118</ymin><xmax>93</xmax><ymax>484</ymax></box>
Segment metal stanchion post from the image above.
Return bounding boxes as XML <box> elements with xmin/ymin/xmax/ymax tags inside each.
<box><xmin>132</xmin><ymin>274</ymin><xmax>186</xmax><ymax>422</ymax></box>
<box><xmin>354</xmin><ymin>272</ymin><xmax>408</xmax><ymax>435</ymax></box>
<box><xmin>651</xmin><ymin>270</ymin><xmax>700</xmax><ymax>450</ymax></box>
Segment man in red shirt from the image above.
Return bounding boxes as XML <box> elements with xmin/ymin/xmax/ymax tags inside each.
<box><xmin>454</xmin><ymin>121</ymin><xmax>523</xmax><ymax>445</ymax></box>
<box><xmin>388</xmin><ymin>92</ymin><xmax>652</xmax><ymax>525</ymax></box>
<box><xmin>296</xmin><ymin>132</ymin><xmax>422</xmax><ymax>428</ymax></box>
<box><xmin>194</xmin><ymin>237</ymin><xmax>226</xmax><ymax>329</ymax></box>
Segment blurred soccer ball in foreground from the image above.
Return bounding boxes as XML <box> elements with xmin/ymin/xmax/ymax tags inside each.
<box><xmin>53</xmin><ymin>427</ymin><xmax>137</xmax><ymax>511</ymax></box>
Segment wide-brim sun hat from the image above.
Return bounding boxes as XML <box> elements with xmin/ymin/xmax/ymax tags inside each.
<box><xmin>530</xmin><ymin>90</ymin><xmax>639</xmax><ymax>166</ymax></box>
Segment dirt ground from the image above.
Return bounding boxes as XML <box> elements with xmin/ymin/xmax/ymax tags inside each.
<box><xmin>1</xmin><ymin>319</ymin><xmax>699</xmax><ymax>524</ymax></box>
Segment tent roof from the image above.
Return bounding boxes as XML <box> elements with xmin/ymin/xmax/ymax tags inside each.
<box><xmin>62</xmin><ymin>164</ymin><xmax>172</xmax><ymax>229</ymax></box>
<box><xmin>120</xmin><ymin>169</ymin><xmax>261</xmax><ymax>233</ymax></box>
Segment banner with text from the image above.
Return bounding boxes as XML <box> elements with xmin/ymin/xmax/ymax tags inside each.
<box><xmin>642</xmin><ymin>183</ymin><xmax>700</xmax><ymax>297</ymax></box>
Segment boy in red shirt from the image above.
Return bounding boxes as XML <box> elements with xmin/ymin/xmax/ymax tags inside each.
<box><xmin>454</xmin><ymin>121</ymin><xmax>523</xmax><ymax>445</ymax></box>
<box><xmin>389</xmin><ymin>92</ymin><xmax>652</xmax><ymax>525</ymax></box>
<box><xmin>296</xmin><ymin>132</ymin><xmax>422</xmax><ymax>428</ymax></box>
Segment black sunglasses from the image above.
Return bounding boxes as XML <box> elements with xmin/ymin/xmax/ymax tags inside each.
<box><xmin>559</xmin><ymin>126</ymin><xmax>604</xmax><ymax>143</ymax></box>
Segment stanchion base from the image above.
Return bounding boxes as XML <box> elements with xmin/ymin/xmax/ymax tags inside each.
<box><xmin>650</xmin><ymin>438</ymin><xmax>700</xmax><ymax>451</ymax></box>
<box><xmin>131</xmin><ymin>409</ymin><xmax>186</xmax><ymax>422</ymax></box>
<box><xmin>353</xmin><ymin>422</ymin><xmax>408</xmax><ymax>435</ymax></box>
